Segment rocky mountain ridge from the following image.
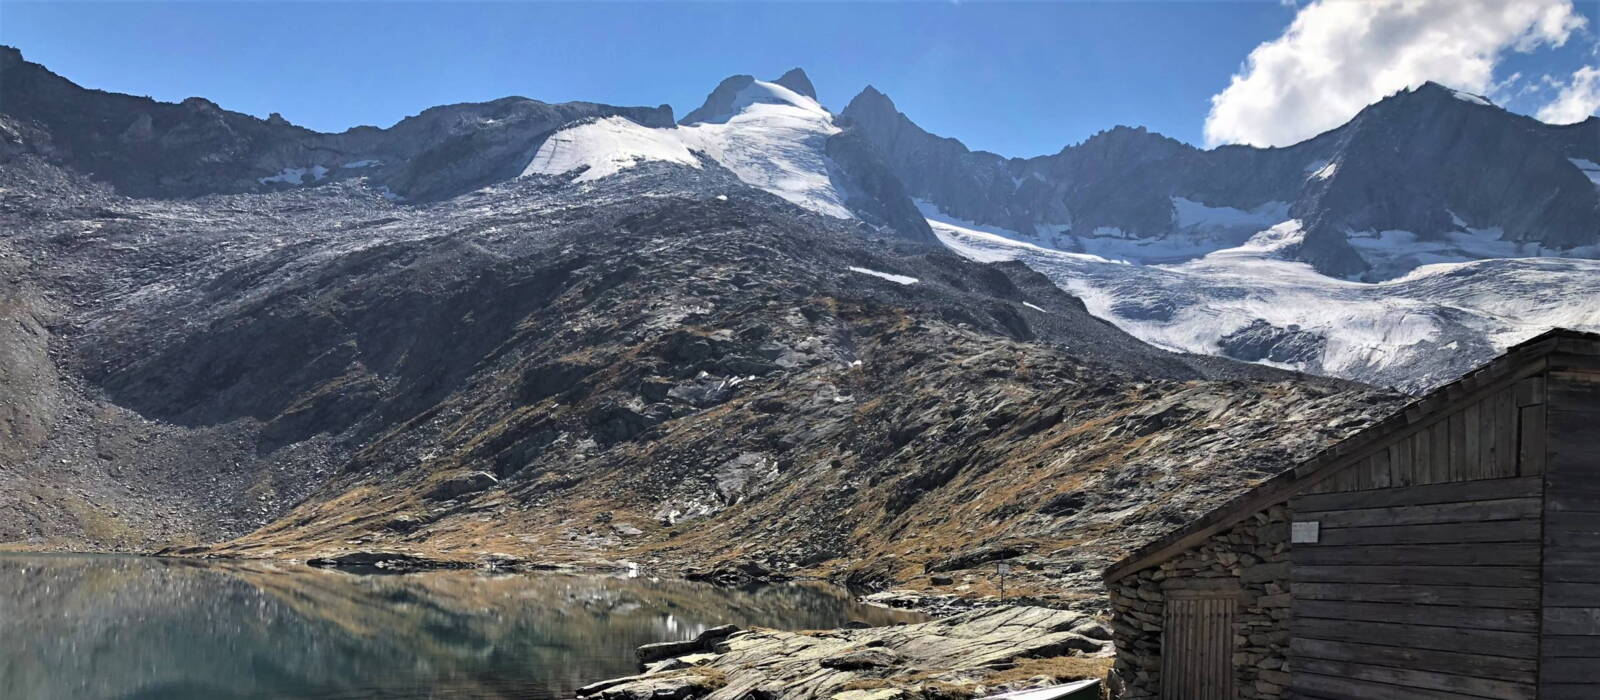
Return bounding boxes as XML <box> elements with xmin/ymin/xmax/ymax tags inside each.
<box><xmin>841</xmin><ymin>81</ymin><xmax>1600</xmax><ymax>279</ymax></box>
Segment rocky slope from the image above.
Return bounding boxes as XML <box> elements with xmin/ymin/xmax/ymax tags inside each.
<box><xmin>581</xmin><ymin>606</ymin><xmax>1113</xmax><ymax>700</ymax></box>
<box><xmin>0</xmin><ymin>138</ymin><xmax>1399</xmax><ymax>598</ymax></box>
<box><xmin>0</xmin><ymin>47</ymin><xmax>1421</xmax><ymax>604</ymax></box>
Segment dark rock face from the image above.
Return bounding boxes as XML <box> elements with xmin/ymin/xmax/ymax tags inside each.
<box><xmin>0</xmin><ymin>45</ymin><xmax>674</xmax><ymax>202</ymax></box>
<box><xmin>822</xmin><ymin>127</ymin><xmax>937</xmax><ymax>245</ymax></box>
<box><xmin>841</xmin><ymin>81</ymin><xmax>1600</xmax><ymax>277</ymax></box>
<box><xmin>1217</xmin><ymin>320</ymin><xmax>1326</xmax><ymax>365</ymax></box>
<box><xmin>772</xmin><ymin>68</ymin><xmax>818</xmax><ymax>101</ymax></box>
<box><xmin>1296</xmin><ymin>84</ymin><xmax>1599</xmax><ymax>256</ymax></box>
<box><xmin>424</xmin><ymin>472</ymin><xmax>499</xmax><ymax>502</ymax></box>
<box><xmin>679</xmin><ymin>75</ymin><xmax>760</xmax><ymax>126</ymax></box>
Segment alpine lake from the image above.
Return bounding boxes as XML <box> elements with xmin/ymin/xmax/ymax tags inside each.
<box><xmin>0</xmin><ymin>553</ymin><xmax>924</xmax><ymax>699</ymax></box>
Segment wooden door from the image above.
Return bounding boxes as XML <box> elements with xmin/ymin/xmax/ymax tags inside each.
<box><xmin>1162</xmin><ymin>592</ymin><xmax>1236</xmax><ymax>700</ymax></box>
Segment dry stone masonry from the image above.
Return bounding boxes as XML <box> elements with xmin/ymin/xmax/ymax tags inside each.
<box><xmin>1109</xmin><ymin>505</ymin><xmax>1290</xmax><ymax>699</ymax></box>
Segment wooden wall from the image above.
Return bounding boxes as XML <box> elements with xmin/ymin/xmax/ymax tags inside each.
<box><xmin>1301</xmin><ymin>379</ymin><xmax>1536</xmax><ymax>495</ymax></box>
<box><xmin>1539</xmin><ymin>368</ymin><xmax>1600</xmax><ymax>699</ymax></box>
<box><xmin>1288</xmin><ymin>375</ymin><xmax>1551</xmax><ymax>699</ymax></box>
<box><xmin>1289</xmin><ymin>477</ymin><xmax>1543</xmax><ymax>699</ymax></box>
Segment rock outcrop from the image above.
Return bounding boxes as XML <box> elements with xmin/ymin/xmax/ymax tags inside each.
<box><xmin>581</xmin><ymin>606</ymin><xmax>1111</xmax><ymax>700</ymax></box>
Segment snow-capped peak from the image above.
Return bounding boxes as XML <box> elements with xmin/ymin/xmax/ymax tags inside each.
<box><xmin>523</xmin><ymin>71</ymin><xmax>853</xmax><ymax>219</ymax></box>
<box><xmin>523</xmin><ymin>116</ymin><xmax>701</xmax><ymax>182</ymax></box>
<box><xmin>680</xmin><ymin>74</ymin><xmax>830</xmax><ymax>125</ymax></box>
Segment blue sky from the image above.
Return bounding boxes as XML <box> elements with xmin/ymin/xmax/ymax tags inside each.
<box><xmin>3</xmin><ymin>1</ymin><xmax>1597</xmax><ymax>156</ymax></box>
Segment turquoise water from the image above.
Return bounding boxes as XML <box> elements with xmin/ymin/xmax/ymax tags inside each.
<box><xmin>0</xmin><ymin>554</ymin><xmax>921</xmax><ymax>699</ymax></box>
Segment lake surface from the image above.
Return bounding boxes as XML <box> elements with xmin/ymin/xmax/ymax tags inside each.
<box><xmin>0</xmin><ymin>554</ymin><xmax>923</xmax><ymax>699</ymax></box>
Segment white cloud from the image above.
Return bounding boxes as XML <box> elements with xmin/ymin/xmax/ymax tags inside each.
<box><xmin>1204</xmin><ymin>0</ymin><xmax>1587</xmax><ymax>147</ymax></box>
<box><xmin>1537</xmin><ymin>65</ymin><xmax>1600</xmax><ymax>123</ymax></box>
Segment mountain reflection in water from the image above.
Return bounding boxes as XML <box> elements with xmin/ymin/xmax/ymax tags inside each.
<box><xmin>0</xmin><ymin>554</ymin><xmax>924</xmax><ymax>699</ymax></box>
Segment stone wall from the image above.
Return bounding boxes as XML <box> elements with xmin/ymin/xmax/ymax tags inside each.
<box><xmin>1108</xmin><ymin>505</ymin><xmax>1291</xmax><ymax>699</ymax></box>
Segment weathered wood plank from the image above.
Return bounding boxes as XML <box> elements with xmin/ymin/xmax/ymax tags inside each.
<box><xmin>1316</xmin><ymin>519</ymin><xmax>1541</xmax><ymax>546</ymax></box>
<box><xmin>1432</xmin><ymin>420</ymin><xmax>1451</xmax><ymax>483</ymax></box>
<box><xmin>1542</xmin><ymin>634</ymin><xmax>1600</xmax><ymax>657</ymax></box>
<box><xmin>1542</xmin><ymin>684</ymin><xmax>1600</xmax><ymax>700</ymax></box>
<box><xmin>1495</xmin><ymin>387</ymin><xmax>1518</xmax><ymax>478</ymax></box>
<box><xmin>1295</xmin><ymin>497</ymin><xmax>1541</xmax><ymax>528</ymax></box>
<box><xmin>1416</xmin><ymin>426</ymin><xmax>1434</xmax><ymax>486</ymax></box>
<box><xmin>1290</xmin><ymin>638</ymin><xmax>1537</xmax><ymax>683</ymax></box>
<box><xmin>1370</xmin><ymin>445</ymin><xmax>1393</xmax><ymax>489</ymax></box>
<box><xmin>1516</xmin><ymin>376</ymin><xmax>1546</xmax><ymax>407</ymax></box>
<box><xmin>1448</xmin><ymin>410</ymin><xmax>1466</xmax><ymax>482</ymax></box>
<box><xmin>1291</xmin><ymin>542</ymin><xmax>1538</xmax><ymax>567</ymax></box>
<box><xmin>1542</xmin><ymin>549</ymin><xmax>1600</xmax><ymax>569</ymax></box>
<box><xmin>1292</xmin><ymin>671</ymin><xmax>1508</xmax><ymax>700</ymax></box>
<box><xmin>1392</xmin><ymin>440</ymin><xmax>1414</xmax><ymax>488</ymax></box>
<box><xmin>1290</xmin><ymin>618</ymin><xmax>1538</xmax><ymax>658</ymax></box>
<box><xmin>1546</xmin><ymin>409</ymin><xmax>1600</xmax><ymax>476</ymax></box>
<box><xmin>1291</xmin><ymin>477</ymin><xmax>1541</xmax><ymax>512</ymax></box>
<box><xmin>1544</xmin><ymin>510</ymin><xmax>1600</xmax><ymax>534</ymax></box>
<box><xmin>1520</xmin><ymin>404</ymin><xmax>1546</xmax><ymax>477</ymax></box>
<box><xmin>1542</xmin><ymin>657</ymin><xmax>1600</xmax><ymax>683</ymax></box>
<box><xmin>1548</xmin><ymin>569</ymin><xmax>1600</xmax><ymax>584</ymax></box>
<box><xmin>1294</xmin><ymin>599</ymin><xmax>1536</xmax><ymax>632</ymax></box>
<box><xmin>1545</xmin><ymin>561</ymin><xmax>1600</xmax><ymax>583</ymax></box>
<box><xmin>1547</xmin><ymin>370</ymin><xmax>1600</xmax><ymax>410</ymax></box>
<box><xmin>1480</xmin><ymin>392</ymin><xmax>1499</xmax><ymax>476</ymax></box>
<box><xmin>1292</xmin><ymin>565</ymin><xmax>1539</xmax><ymax>587</ymax></box>
<box><xmin>1293</xmin><ymin>582</ymin><xmax>1540</xmax><ymax>608</ymax></box>
<box><xmin>1292</xmin><ymin>657</ymin><xmax>1535</xmax><ymax>699</ymax></box>
<box><xmin>1545</xmin><ymin>582</ymin><xmax>1600</xmax><ymax>608</ymax></box>
<box><xmin>1352</xmin><ymin>453</ymin><xmax>1373</xmax><ymax>491</ymax></box>
<box><xmin>1462</xmin><ymin>402</ymin><xmax>1482</xmax><ymax>480</ymax></box>
<box><xmin>1544</xmin><ymin>607</ymin><xmax>1600</xmax><ymax>635</ymax></box>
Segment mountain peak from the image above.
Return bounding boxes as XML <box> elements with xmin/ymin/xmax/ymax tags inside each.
<box><xmin>680</xmin><ymin>72</ymin><xmax>825</xmax><ymax>125</ymax></box>
<box><xmin>840</xmin><ymin>85</ymin><xmax>903</xmax><ymax>128</ymax></box>
<box><xmin>773</xmin><ymin>68</ymin><xmax>817</xmax><ymax>100</ymax></box>
<box><xmin>1391</xmin><ymin>81</ymin><xmax>1496</xmax><ymax>109</ymax></box>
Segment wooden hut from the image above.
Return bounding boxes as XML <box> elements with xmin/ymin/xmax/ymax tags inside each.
<box><xmin>1102</xmin><ymin>328</ymin><xmax>1600</xmax><ymax>700</ymax></box>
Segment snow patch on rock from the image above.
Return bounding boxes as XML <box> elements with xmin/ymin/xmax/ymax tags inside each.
<box><xmin>259</xmin><ymin>165</ymin><xmax>329</xmax><ymax>185</ymax></box>
<box><xmin>1570</xmin><ymin>158</ymin><xmax>1600</xmax><ymax>187</ymax></box>
<box><xmin>523</xmin><ymin>117</ymin><xmax>702</xmax><ymax>182</ymax></box>
<box><xmin>932</xmin><ymin>216</ymin><xmax>1600</xmax><ymax>391</ymax></box>
<box><xmin>848</xmin><ymin>266</ymin><xmax>918</xmax><ymax>285</ymax></box>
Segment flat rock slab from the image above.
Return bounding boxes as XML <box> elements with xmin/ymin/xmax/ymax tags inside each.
<box><xmin>580</xmin><ymin>606</ymin><xmax>1110</xmax><ymax>700</ymax></box>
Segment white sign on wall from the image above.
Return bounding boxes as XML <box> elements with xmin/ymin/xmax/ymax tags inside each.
<box><xmin>1291</xmin><ymin>520</ymin><xmax>1321</xmax><ymax>544</ymax></box>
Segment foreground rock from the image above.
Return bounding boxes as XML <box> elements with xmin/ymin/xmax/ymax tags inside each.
<box><xmin>580</xmin><ymin>606</ymin><xmax>1111</xmax><ymax>699</ymax></box>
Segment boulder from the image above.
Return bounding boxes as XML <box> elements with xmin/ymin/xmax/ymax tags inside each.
<box><xmin>424</xmin><ymin>471</ymin><xmax>497</xmax><ymax>501</ymax></box>
<box><xmin>820</xmin><ymin>647</ymin><xmax>902</xmax><ymax>671</ymax></box>
<box><xmin>638</xmin><ymin>639</ymin><xmax>705</xmax><ymax>663</ymax></box>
